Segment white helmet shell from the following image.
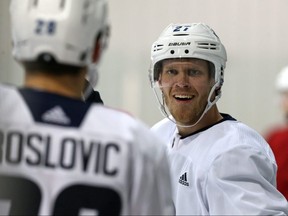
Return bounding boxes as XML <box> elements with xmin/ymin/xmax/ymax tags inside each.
<box><xmin>10</xmin><ymin>0</ymin><xmax>108</xmax><ymax>67</ymax></box>
<box><xmin>276</xmin><ymin>66</ymin><xmax>288</xmax><ymax>92</ymax></box>
<box><xmin>149</xmin><ymin>23</ymin><xmax>227</xmax><ymax>89</ymax></box>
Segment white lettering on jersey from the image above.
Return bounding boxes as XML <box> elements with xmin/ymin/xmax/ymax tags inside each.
<box><xmin>0</xmin><ymin>130</ymin><xmax>120</xmax><ymax>176</ymax></box>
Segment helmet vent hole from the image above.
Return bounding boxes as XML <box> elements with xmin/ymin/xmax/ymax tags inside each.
<box><xmin>185</xmin><ymin>49</ymin><xmax>189</xmax><ymax>54</ymax></box>
<box><xmin>197</xmin><ymin>42</ymin><xmax>218</xmax><ymax>50</ymax></box>
<box><xmin>173</xmin><ymin>34</ymin><xmax>189</xmax><ymax>36</ymax></box>
<box><xmin>170</xmin><ymin>50</ymin><xmax>175</xmax><ymax>54</ymax></box>
<box><xmin>154</xmin><ymin>44</ymin><xmax>164</xmax><ymax>51</ymax></box>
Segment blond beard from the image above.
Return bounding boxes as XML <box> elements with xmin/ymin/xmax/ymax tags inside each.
<box><xmin>164</xmin><ymin>96</ymin><xmax>207</xmax><ymax>126</ymax></box>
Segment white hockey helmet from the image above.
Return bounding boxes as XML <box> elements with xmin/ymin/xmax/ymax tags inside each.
<box><xmin>149</xmin><ymin>23</ymin><xmax>227</xmax><ymax>127</ymax></box>
<box><xmin>10</xmin><ymin>0</ymin><xmax>109</xmax><ymax>68</ymax></box>
<box><xmin>149</xmin><ymin>23</ymin><xmax>227</xmax><ymax>90</ymax></box>
<box><xmin>276</xmin><ymin>66</ymin><xmax>288</xmax><ymax>92</ymax></box>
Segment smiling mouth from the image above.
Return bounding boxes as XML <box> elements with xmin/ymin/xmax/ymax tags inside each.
<box><xmin>174</xmin><ymin>95</ymin><xmax>193</xmax><ymax>101</ymax></box>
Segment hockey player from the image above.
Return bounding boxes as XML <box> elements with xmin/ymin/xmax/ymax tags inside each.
<box><xmin>83</xmin><ymin>19</ymin><xmax>110</xmax><ymax>104</ymax></box>
<box><xmin>0</xmin><ymin>0</ymin><xmax>174</xmax><ymax>215</ymax></box>
<box><xmin>149</xmin><ymin>23</ymin><xmax>288</xmax><ymax>215</ymax></box>
<box><xmin>265</xmin><ymin>66</ymin><xmax>288</xmax><ymax>200</ymax></box>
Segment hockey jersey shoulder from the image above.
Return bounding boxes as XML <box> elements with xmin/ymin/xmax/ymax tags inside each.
<box><xmin>202</xmin><ymin>119</ymin><xmax>277</xmax><ymax>166</ymax></box>
<box><xmin>0</xmin><ymin>82</ymin><xmax>17</xmax><ymax>94</ymax></box>
<box><xmin>0</xmin><ymin>83</ymin><xmax>30</xmax><ymax>124</ymax></box>
<box><xmin>85</xmin><ymin>105</ymin><xmax>168</xmax><ymax>157</ymax></box>
<box><xmin>83</xmin><ymin>105</ymin><xmax>157</xmax><ymax>144</ymax></box>
<box><xmin>0</xmin><ymin>85</ymin><xmax>92</xmax><ymax>127</ymax></box>
<box><xmin>151</xmin><ymin>117</ymin><xmax>177</xmax><ymax>144</ymax></box>
<box><xmin>152</xmin><ymin>117</ymin><xmax>177</xmax><ymax>134</ymax></box>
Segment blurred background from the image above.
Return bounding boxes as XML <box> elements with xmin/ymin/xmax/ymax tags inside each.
<box><xmin>1</xmin><ymin>0</ymin><xmax>288</xmax><ymax>135</ymax></box>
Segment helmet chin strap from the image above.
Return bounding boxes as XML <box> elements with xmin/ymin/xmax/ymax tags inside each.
<box><xmin>154</xmin><ymin>82</ymin><xmax>221</xmax><ymax>128</ymax></box>
<box><xmin>87</xmin><ymin>63</ymin><xmax>99</xmax><ymax>88</ymax></box>
<box><xmin>83</xmin><ymin>63</ymin><xmax>99</xmax><ymax>100</ymax></box>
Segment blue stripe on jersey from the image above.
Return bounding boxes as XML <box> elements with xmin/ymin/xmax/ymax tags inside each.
<box><xmin>19</xmin><ymin>88</ymin><xmax>92</xmax><ymax>127</ymax></box>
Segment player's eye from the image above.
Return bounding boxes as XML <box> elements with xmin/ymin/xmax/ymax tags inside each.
<box><xmin>165</xmin><ymin>69</ymin><xmax>178</xmax><ymax>76</ymax></box>
<box><xmin>187</xmin><ymin>69</ymin><xmax>201</xmax><ymax>76</ymax></box>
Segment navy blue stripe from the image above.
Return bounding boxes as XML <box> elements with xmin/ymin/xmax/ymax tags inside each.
<box><xmin>19</xmin><ymin>88</ymin><xmax>92</xmax><ymax>127</ymax></box>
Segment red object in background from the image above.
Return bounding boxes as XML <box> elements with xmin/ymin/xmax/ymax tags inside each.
<box><xmin>265</xmin><ymin>126</ymin><xmax>288</xmax><ymax>200</ymax></box>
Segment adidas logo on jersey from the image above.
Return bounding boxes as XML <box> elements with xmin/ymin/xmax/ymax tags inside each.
<box><xmin>42</xmin><ymin>106</ymin><xmax>71</xmax><ymax>125</ymax></box>
<box><xmin>179</xmin><ymin>172</ymin><xmax>189</xmax><ymax>186</ymax></box>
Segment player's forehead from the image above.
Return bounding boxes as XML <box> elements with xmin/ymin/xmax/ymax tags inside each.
<box><xmin>162</xmin><ymin>58</ymin><xmax>209</xmax><ymax>69</ymax></box>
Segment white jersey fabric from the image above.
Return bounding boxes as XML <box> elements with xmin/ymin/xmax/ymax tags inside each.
<box><xmin>152</xmin><ymin>114</ymin><xmax>288</xmax><ymax>215</ymax></box>
<box><xmin>0</xmin><ymin>84</ymin><xmax>174</xmax><ymax>215</ymax></box>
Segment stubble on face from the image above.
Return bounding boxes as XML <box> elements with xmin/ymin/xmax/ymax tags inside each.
<box><xmin>160</xmin><ymin>59</ymin><xmax>214</xmax><ymax>126</ymax></box>
<box><xmin>163</xmin><ymin>86</ymin><xmax>211</xmax><ymax>125</ymax></box>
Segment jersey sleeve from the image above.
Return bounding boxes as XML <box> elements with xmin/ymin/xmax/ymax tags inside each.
<box><xmin>205</xmin><ymin>146</ymin><xmax>288</xmax><ymax>215</ymax></box>
<box><xmin>129</xmin><ymin>125</ymin><xmax>175</xmax><ymax>215</ymax></box>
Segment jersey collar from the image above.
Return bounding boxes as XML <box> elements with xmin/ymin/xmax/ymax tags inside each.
<box><xmin>179</xmin><ymin>113</ymin><xmax>236</xmax><ymax>139</ymax></box>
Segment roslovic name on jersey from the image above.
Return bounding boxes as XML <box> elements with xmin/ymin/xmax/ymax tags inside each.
<box><xmin>0</xmin><ymin>130</ymin><xmax>120</xmax><ymax>175</ymax></box>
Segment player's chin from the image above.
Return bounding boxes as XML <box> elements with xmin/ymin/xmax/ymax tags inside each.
<box><xmin>172</xmin><ymin>110</ymin><xmax>193</xmax><ymax>123</ymax></box>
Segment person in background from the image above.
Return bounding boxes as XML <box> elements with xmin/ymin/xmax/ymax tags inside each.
<box><xmin>265</xmin><ymin>66</ymin><xmax>288</xmax><ymax>200</ymax></box>
<box><xmin>0</xmin><ymin>0</ymin><xmax>174</xmax><ymax>215</ymax></box>
<box><xmin>83</xmin><ymin>21</ymin><xmax>110</xmax><ymax>104</ymax></box>
<box><xmin>148</xmin><ymin>22</ymin><xmax>288</xmax><ymax>215</ymax></box>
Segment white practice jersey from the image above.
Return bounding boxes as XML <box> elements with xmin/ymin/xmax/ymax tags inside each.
<box><xmin>152</xmin><ymin>114</ymin><xmax>288</xmax><ymax>215</ymax></box>
<box><xmin>0</xmin><ymin>84</ymin><xmax>174</xmax><ymax>215</ymax></box>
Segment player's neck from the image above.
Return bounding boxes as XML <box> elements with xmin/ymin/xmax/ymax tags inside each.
<box><xmin>24</xmin><ymin>70</ymin><xmax>86</xmax><ymax>99</ymax></box>
<box><xmin>177</xmin><ymin>105</ymin><xmax>223</xmax><ymax>137</ymax></box>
